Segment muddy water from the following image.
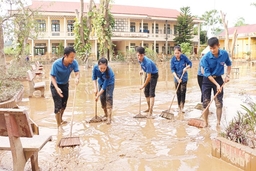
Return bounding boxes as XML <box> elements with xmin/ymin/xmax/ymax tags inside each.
<box><xmin>1</xmin><ymin>60</ymin><xmax>256</xmax><ymax>171</ymax></box>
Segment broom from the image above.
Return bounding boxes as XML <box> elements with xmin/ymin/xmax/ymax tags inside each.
<box><xmin>58</xmin><ymin>85</ymin><xmax>80</xmax><ymax>148</ymax></box>
<box><xmin>89</xmin><ymin>82</ymin><xmax>103</xmax><ymax>123</ymax></box>
<box><xmin>188</xmin><ymin>83</ymin><xmax>225</xmax><ymax>128</ymax></box>
<box><xmin>160</xmin><ymin>72</ymin><xmax>185</xmax><ymax>119</ymax></box>
<box><xmin>133</xmin><ymin>74</ymin><xmax>147</xmax><ymax>118</ymax></box>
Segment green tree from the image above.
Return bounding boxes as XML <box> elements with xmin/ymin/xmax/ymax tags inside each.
<box><xmin>200</xmin><ymin>10</ymin><xmax>222</xmax><ymax>36</ymax></box>
<box><xmin>93</xmin><ymin>0</ymin><xmax>115</xmax><ymax>59</ymax></box>
<box><xmin>174</xmin><ymin>6</ymin><xmax>194</xmax><ymax>45</ymax></box>
<box><xmin>0</xmin><ymin>0</ymin><xmax>40</xmax><ymax>63</ymax></box>
<box><xmin>74</xmin><ymin>0</ymin><xmax>95</xmax><ymax>63</ymax></box>
<box><xmin>234</xmin><ymin>17</ymin><xmax>247</xmax><ymax>27</ymax></box>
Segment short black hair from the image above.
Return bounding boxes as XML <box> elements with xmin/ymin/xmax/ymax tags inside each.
<box><xmin>136</xmin><ymin>46</ymin><xmax>145</xmax><ymax>54</ymax></box>
<box><xmin>64</xmin><ymin>46</ymin><xmax>76</xmax><ymax>56</ymax></box>
<box><xmin>208</xmin><ymin>37</ymin><xmax>219</xmax><ymax>47</ymax></box>
<box><xmin>174</xmin><ymin>45</ymin><xmax>181</xmax><ymax>52</ymax></box>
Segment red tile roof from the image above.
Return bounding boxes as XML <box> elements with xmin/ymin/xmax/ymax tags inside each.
<box><xmin>29</xmin><ymin>1</ymin><xmax>180</xmax><ymax>19</ymax></box>
<box><xmin>219</xmin><ymin>24</ymin><xmax>256</xmax><ymax>36</ymax></box>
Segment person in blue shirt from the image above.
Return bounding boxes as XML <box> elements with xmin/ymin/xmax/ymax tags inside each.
<box><xmin>197</xmin><ymin>54</ymin><xmax>205</xmax><ymax>107</ymax></box>
<box><xmin>92</xmin><ymin>57</ymin><xmax>115</xmax><ymax>124</ymax></box>
<box><xmin>136</xmin><ymin>46</ymin><xmax>158</xmax><ymax>119</ymax></box>
<box><xmin>50</xmin><ymin>46</ymin><xmax>80</xmax><ymax>127</ymax></box>
<box><xmin>201</xmin><ymin>37</ymin><xmax>232</xmax><ymax>127</ymax></box>
<box><xmin>170</xmin><ymin>45</ymin><xmax>192</xmax><ymax>113</ymax></box>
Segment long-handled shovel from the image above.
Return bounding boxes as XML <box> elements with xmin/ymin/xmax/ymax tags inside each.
<box><xmin>161</xmin><ymin>72</ymin><xmax>185</xmax><ymax>120</ymax></box>
<box><xmin>133</xmin><ymin>74</ymin><xmax>147</xmax><ymax>118</ymax></box>
<box><xmin>58</xmin><ymin>85</ymin><xmax>80</xmax><ymax>148</ymax></box>
<box><xmin>89</xmin><ymin>84</ymin><xmax>103</xmax><ymax>123</ymax></box>
<box><xmin>188</xmin><ymin>83</ymin><xmax>225</xmax><ymax>128</ymax></box>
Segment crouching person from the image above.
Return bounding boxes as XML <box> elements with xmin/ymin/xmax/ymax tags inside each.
<box><xmin>92</xmin><ymin>57</ymin><xmax>115</xmax><ymax>124</ymax></box>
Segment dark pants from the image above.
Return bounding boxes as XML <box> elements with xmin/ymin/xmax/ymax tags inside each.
<box><xmin>202</xmin><ymin>76</ymin><xmax>224</xmax><ymax>108</ymax></box>
<box><xmin>50</xmin><ymin>83</ymin><xmax>69</xmax><ymax>114</ymax></box>
<box><xmin>175</xmin><ymin>81</ymin><xmax>187</xmax><ymax>106</ymax></box>
<box><xmin>144</xmin><ymin>73</ymin><xmax>158</xmax><ymax>97</ymax></box>
<box><xmin>197</xmin><ymin>75</ymin><xmax>203</xmax><ymax>103</ymax></box>
<box><xmin>99</xmin><ymin>84</ymin><xmax>114</xmax><ymax>109</ymax></box>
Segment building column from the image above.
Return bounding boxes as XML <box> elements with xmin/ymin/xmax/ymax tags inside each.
<box><xmin>197</xmin><ymin>23</ymin><xmax>201</xmax><ymax>55</ymax></box>
<box><xmin>64</xmin><ymin>16</ymin><xmax>67</xmax><ymax>46</ymax></box>
<box><xmin>141</xmin><ymin>40</ymin><xmax>144</xmax><ymax>47</ymax></box>
<box><xmin>47</xmin><ymin>16</ymin><xmax>51</xmax><ymax>36</ymax></box>
<box><xmin>141</xmin><ymin>19</ymin><xmax>143</xmax><ymax>32</ymax></box>
<box><xmin>128</xmin><ymin>18</ymin><xmax>130</xmax><ymax>32</ymax></box>
<box><xmin>47</xmin><ymin>16</ymin><xmax>51</xmax><ymax>56</ymax></box>
<box><xmin>154</xmin><ymin>21</ymin><xmax>156</xmax><ymax>52</ymax></box>
<box><xmin>165</xmin><ymin>20</ymin><xmax>168</xmax><ymax>54</ymax></box>
<box><xmin>48</xmin><ymin>39</ymin><xmax>51</xmax><ymax>54</ymax></box>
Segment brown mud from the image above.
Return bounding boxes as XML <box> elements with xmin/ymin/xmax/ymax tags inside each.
<box><xmin>0</xmin><ymin>60</ymin><xmax>255</xmax><ymax>171</ymax></box>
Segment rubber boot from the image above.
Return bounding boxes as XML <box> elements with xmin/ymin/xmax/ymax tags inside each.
<box><xmin>102</xmin><ymin>108</ymin><xmax>108</xmax><ymax>121</ymax></box>
<box><xmin>147</xmin><ymin>97</ymin><xmax>155</xmax><ymax>119</ymax></box>
<box><xmin>143</xmin><ymin>97</ymin><xmax>150</xmax><ymax>112</ymax></box>
<box><xmin>106</xmin><ymin>108</ymin><xmax>112</xmax><ymax>125</ymax></box>
<box><xmin>203</xmin><ymin>108</ymin><xmax>209</xmax><ymax>127</ymax></box>
<box><xmin>216</xmin><ymin>107</ymin><xmax>222</xmax><ymax>126</ymax></box>
<box><xmin>55</xmin><ymin>110</ymin><xmax>62</xmax><ymax>127</ymax></box>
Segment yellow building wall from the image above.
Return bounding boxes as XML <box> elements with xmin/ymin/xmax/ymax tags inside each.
<box><xmin>219</xmin><ymin>38</ymin><xmax>256</xmax><ymax>60</ymax></box>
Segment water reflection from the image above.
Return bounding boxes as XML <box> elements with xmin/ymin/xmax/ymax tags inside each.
<box><xmin>1</xmin><ymin>60</ymin><xmax>254</xmax><ymax>170</ymax></box>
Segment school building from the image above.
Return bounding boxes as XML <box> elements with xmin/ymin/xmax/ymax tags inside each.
<box><xmin>217</xmin><ymin>24</ymin><xmax>256</xmax><ymax>60</ymax></box>
<box><xmin>27</xmin><ymin>0</ymin><xmax>203</xmax><ymax>60</ymax></box>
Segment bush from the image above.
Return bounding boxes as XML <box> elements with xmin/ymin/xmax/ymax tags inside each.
<box><xmin>221</xmin><ymin>101</ymin><xmax>256</xmax><ymax>148</ymax></box>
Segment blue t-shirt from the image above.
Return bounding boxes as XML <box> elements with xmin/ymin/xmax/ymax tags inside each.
<box><xmin>139</xmin><ymin>56</ymin><xmax>158</xmax><ymax>74</ymax></box>
<box><xmin>201</xmin><ymin>49</ymin><xmax>232</xmax><ymax>77</ymax></box>
<box><xmin>50</xmin><ymin>57</ymin><xmax>79</xmax><ymax>84</ymax></box>
<box><xmin>92</xmin><ymin>65</ymin><xmax>115</xmax><ymax>90</ymax></box>
<box><xmin>197</xmin><ymin>60</ymin><xmax>204</xmax><ymax>76</ymax></box>
<box><xmin>170</xmin><ymin>54</ymin><xmax>192</xmax><ymax>82</ymax></box>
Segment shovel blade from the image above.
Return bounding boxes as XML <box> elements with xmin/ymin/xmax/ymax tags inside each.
<box><xmin>89</xmin><ymin>116</ymin><xmax>103</xmax><ymax>123</ymax></box>
<box><xmin>133</xmin><ymin>113</ymin><xmax>147</xmax><ymax>118</ymax></box>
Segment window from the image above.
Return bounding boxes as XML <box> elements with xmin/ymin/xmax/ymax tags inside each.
<box><xmin>164</xmin><ymin>24</ymin><xmax>171</xmax><ymax>34</ymax></box>
<box><xmin>139</xmin><ymin>23</ymin><xmax>149</xmax><ymax>33</ymax></box>
<box><xmin>113</xmin><ymin>19</ymin><xmax>128</xmax><ymax>32</ymax></box>
<box><xmin>152</xmin><ymin>23</ymin><xmax>159</xmax><ymax>34</ymax></box>
<box><xmin>162</xmin><ymin>44</ymin><xmax>171</xmax><ymax>54</ymax></box>
<box><xmin>130</xmin><ymin>22</ymin><xmax>136</xmax><ymax>32</ymax></box>
<box><xmin>67</xmin><ymin>43</ymin><xmax>74</xmax><ymax>47</ymax></box>
<box><xmin>130</xmin><ymin>43</ymin><xmax>136</xmax><ymax>50</ymax></box>
<box><xmin>67</xmin><ymin>20</ymin><xmax>75</xmax><ymax>32</ymax></box>
<box><xmin>36</xmin><ymin>19</ymin><xmax>46</xmax><ymax>32</ymax></box>
<box><xmin>51</xmin><ymin>20</ymin><xmax>60</xmax><ymax>32</ymax></box>
<box><xmin>34</xmin><ymin>43</ymin><xmax>46</xmax><ymax>55</ymax></box>
<box><xmin>174</xmin><ymin>25</ymin><xmax>178</xmax><ymax>35</ymax></box>
<box><xmin>52</xmin><ymin>43</ymin><xmax>59</xmax><ymax>54</ymax></box>
<box><xmin>140</xmin><ymin>43</ymin><xmax>149</xmax><ymax>48</ymax></box>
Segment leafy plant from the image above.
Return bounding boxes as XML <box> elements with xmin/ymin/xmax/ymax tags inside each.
<box><xmin>145</xmin><ymin>48</ymin><xmax>157</xmax><ymax>61</ymax></box>
<box><xmin>180</xmin><ymin>42</ymin><xmax>192</xmax><ymax>57</ymax></box>
<box><xmin>222</xmin><ymin>102</ymin><xmax>256</xmax><ymax>148</ymax></box>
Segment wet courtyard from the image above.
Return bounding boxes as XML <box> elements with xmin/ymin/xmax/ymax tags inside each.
<box><xmin>0</xmin><ymin>60</ymin><xmax>256</xmax><ymax>171</ymax></box>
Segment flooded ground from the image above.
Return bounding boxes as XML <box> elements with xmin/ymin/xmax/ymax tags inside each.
<box><xmin>1</xmin><ymin>60</ymin><xmax>256</xmax><ymax>171</ymax></box>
